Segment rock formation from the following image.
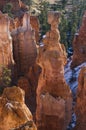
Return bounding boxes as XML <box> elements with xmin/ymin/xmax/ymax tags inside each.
<box><xmin>74</xmin><ymin>67</ymin><xmax>86</xmax><ymax>130</ymax></box>
<box><xmin>17</xmin><ymin>64</ymin><xmax>41</xmax><ymax>113</ymax></box>
<box><xmin>36</xmin><ymin>11</ymin><xmax>72</xmax><ymax>130</ymax></box>
<box><xmin>11</xmin><ymin>12</ymin><xmax>40</xmax><ymax>113</ymax></box>
<box><xmin>30</xmin><ymin>16</ymin><xmax>40</xmax><ymax>43</ymax></box>
<box><xmin>0</xmin><ymin>11</ymin><xmax>14</xmax><ymax>74</ymax></box>
<box><xmin>0</xmin><ymin>86</ymin><xmax>37</xmax><ymax>130</ymax></box>
<box><xmin>12</xmin><ymin>12</ymin><xmax>37</xmax><ymax>76</ymax></box>
<box><xmin>71</xmin><ymin>11</ymin><xmax>86</xmax><ymax>68</ymax></box>
<box><xmin>17</xmin><ymin>76</ymin><xmax>31</xmax><ymax>99</ymax></box>
<box><xmin>10</xmin><ymin>15</ymin><xmax>40</xmax><ymax>44</ymax></box>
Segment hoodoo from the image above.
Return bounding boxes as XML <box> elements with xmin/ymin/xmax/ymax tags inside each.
<box><xmin>71</xmin><ymin>11</ymin><xmax>86</xmax><ymax>68</ymax></box>
<box><xmin>12</xmin><ymin>12</ymin><xmax>37</xmax><ymax>76</ymax></box>
<box><xmin>36</xmin><ymin>11</ymin><xmax>72</xmax><ymax>130</ymax></box>
<box><xmin>74</xmin><ymin>67</ymin><xmax>86</xmax><ymax>130</ymax></box>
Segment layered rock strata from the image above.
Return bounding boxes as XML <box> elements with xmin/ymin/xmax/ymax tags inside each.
<box><xmin>10</xmin><ymin>15</ymin><xmax>40</xmax><ymax>45</ymax></box>
<box><xmin>0</xmin><ymin>11</ymin><xmax>14</xmax><ymax>75</ymax></box>
<box><xmin>71</xmin><ymin>11</ymin><xmax>86</xmax><ymax>68</ymax></box>
<box><xmin>74</xmin><ymin>67</ymin><xmax>86</xmax><ymax>130</ymax></box>
<box><xmin>0</xmin><ymin>86</ymin><xmax>37</xmax><ymax>130</ymax></box>
<box><xmin>36</xmin><ymin>11</ymin><xmax>72</xmax><ymax>130</ymax></box>
<box><xmin>12</xmin><ymin>12</ymin><xmax>37</xmax><ymax>76</ymax></box>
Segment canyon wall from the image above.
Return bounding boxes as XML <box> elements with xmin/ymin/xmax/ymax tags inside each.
<box><xmin>74</xmin><ymin>67</ymin><xmax>86</xmax><ymax>130</ymax></box>
<box><xmin>36</xmin><ymin>11</ymin><xmax>72</xmax><ymax>130</ymax></box>
<box><xmin>0</xmin><ymin>86</ymin><xmax>37</xmax><ymax>130</ymax></box>
<box><xmin>71</xmin><ymin>11</ymin><xmax>86</xmax><ymax>68</ymax></box>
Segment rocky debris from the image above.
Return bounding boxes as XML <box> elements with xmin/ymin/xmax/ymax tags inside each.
<box><xmin>73</xmin><ymin>67</ymin><xmax>86</xmax><ymax>130</ymax></box>
<box><xmin>0</xmin><ymin>86</ymin><xmax>37</xmax><ymax>130</ymax></box>
<box><xmin>36</xmin><ymin>11</ymin><xmax>72</xmax><ymax>130</ymax></box>
<box><xmin>71</xmin><ymin>11</ymin><xmax>86</xmax><ymax>68</ymax></box>
<box><xmin>12</xmin><ymin>12</ymin><xmax>37</xmax><ymax>76</ymax></box>
<box><xmin>0</xmin><ymin>11</ymin><xmax>14</xmax><ymax>75</ymax></box>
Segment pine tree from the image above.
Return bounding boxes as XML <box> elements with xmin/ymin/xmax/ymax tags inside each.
<box><xmin>36</xmin><ymin>0</ymin><xmax>50</xmax><ymax>36</ymax></box>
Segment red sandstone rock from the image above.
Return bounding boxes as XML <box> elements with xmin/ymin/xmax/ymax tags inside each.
<box><xmin>10</xmin><ymin>15</ymin><xmax>40</xmax><ymax>45</ymax></box>
<box><xmin>0</xmin><ymin>11</ymin><xmax>14</xmax><ymax>75</ymax></box>
<box><xmin>11</xmin><ymin>12</ymin><xmax>40</xmax><ymax>113</ymax></box>
<box><xmin>71</xmin><ymin>11</ymin><xmax>86</xmax><ymax>68</ymax></box>
<box><xmin>17</xmin><ymin>77</ymin><xmax>31</xmax><ymax>99</ymax></box>
<box><xmin>10</xmin><ymin>17</ymin><xmax>22</xmax><ymax>31</ymax></box>
<box><xmin>12</xmin><ymin>12</ymin><xmax>37</xmax><ymax>76</ymax></box>
<box><xmin>36</xmin><ymin>11</ymin><xmax>72</xmax><ymax>130</ymax></box>
<box><xmin>74</xmin><ymin>67</ymin><xmax>86</xmax><ymax>130</ymax></box>
<box><xmin>27</xmin><ymin>64</ymin><xmax>41</xmax><ymax>93</ymax></box>
<box><xmin>17</xmin><ymin>64</ymin><xmax>41</xmax><ymax>114</ymax></box>
<box><xmin>0</xmin><ymin>86</ymin><xmax>37</xmax><ymax>130</ymax></box>
<box><xmin>30</xmin><ymin>16</ymin><xmax>40</xmax><ymax>43</ymax></box>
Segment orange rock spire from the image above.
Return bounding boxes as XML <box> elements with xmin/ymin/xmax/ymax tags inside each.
<box><xmin>36</xmin><ymin>11</ymin><xmax>72</xmax><ymax>130</ymax></box>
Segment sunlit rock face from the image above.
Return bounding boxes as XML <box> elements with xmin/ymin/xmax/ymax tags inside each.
<box><xmin>30</xmin><ymin>16</ymin><xmax>40</xmax><ymax>44</ymax></box>
<box><xmin>36</xmin><ymin>11</ymin><xmax>72</xmax><ymax>130</ymax></box>
<box><xmin>10</xmin><ymin>15</ymin><xmax>40</xmax><ymax>45</ymax></box>
<box><xmin>74</xmin><ymin>67</ymin><xmax>86</xmax><ymax>130</ymax></box>
<box><xmin>71</xmin><ymin>11</ymin><xmax>86</xmax><ymax>68</ymax></box>
<box><xmin>10</xmin><ymin>17</ymin><xmax>22</xmax><ymax>32</ymax></box>
<box><xmin>12</xmin><ymin>13</ymin><xmax>37</xmax><ymax>76</ymax></box>
<box><xmin>0</xmin><ymin>86</ymin><xmax>37</xmax><ymax>130</ymax></box>
<box><xmin>0</xmin><ymin>11</ymin><xmax>14</xmax><ymax>70</ymax></box>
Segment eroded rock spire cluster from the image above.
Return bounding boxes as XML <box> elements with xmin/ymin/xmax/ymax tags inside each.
<box><xmin>0</xmin><ymin>1</ymin><xmax>86</xmax><ymax>129</ymax></box>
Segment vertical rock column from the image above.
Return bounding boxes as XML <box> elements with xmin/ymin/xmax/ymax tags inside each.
<box><xmin>36</xmin><ymin>11</ymin><xmax>72</xmax><ymax>130</ymax></box>
<box><xmin>12</xmin><ymin>12</ymin><xmax>37</xmax><ymax>76</ymax></box>
<box><xmin>0</xmin><ymin>11</ymin><xmax>14</xmax><ymax>71</ymax></box>
<box><xmin>71</xmin><ymin>11</ymin><xmax>86</xmax><ymax>68</ymax></box>
<box><xmin>74</xmin><ymin>67</ymin><xmax>86</xmax><ymax>130</ymax></box>
<box><xmin>30</xmin><ymin>16</ymin><xmax>40</xmax><ymax>44</ymax></box>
